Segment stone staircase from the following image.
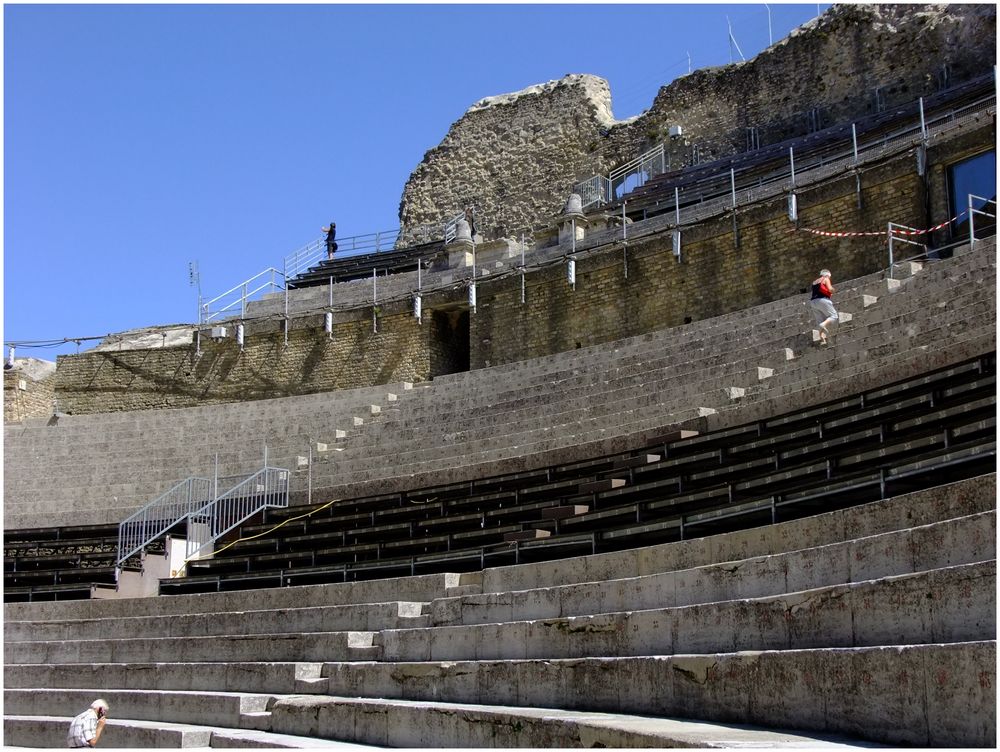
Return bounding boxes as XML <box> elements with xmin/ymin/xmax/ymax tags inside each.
<box><xmin>4</xmin><ymin>474</ymin><xmax>995</xmax><ymax>747</ymax></box>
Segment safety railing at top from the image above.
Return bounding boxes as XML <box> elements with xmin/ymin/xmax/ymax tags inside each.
<box><xmin>183</xmin><ymin>465</ymin><xmax>289</xmax><ymax>565</ymax></box>
<box><xmin>576</xmin><ymin>143</ymin><xmax>667</xmax><ymax>210</ymax></box>
<box><xmin>117</xmin><ymin>476</ymin><xmax>214</xmax><ymax>566</ymax></box>
<box><xmin>443</xmin><ymin>211</ymin><xmax>470</xmax><ymax>244</ymax></box>
<box><xmin>575</xmin><ymin>87</ymin><xmax>995</xmax><ymax>215</ymax></box>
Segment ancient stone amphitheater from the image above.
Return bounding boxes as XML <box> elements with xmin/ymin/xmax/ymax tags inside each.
<box><xmin>4</xmin><ymin>4</ymin><xmax>996</xmax><ymax>748</ymax></box>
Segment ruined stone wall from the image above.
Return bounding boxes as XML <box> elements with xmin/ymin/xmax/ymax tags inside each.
<box><xmin>54</xmin><ymin>308</ymin><xmax>431</xmax><ymax>415</ymax></box>
<box><xmin>399</xmin><ymin>75</ymin><xmax>618</xmax><ymax>244</ymax></box>
<box><xmin>398</xmin><ymin>4</ymin><xmax>995</xmax><ymax>243</ymax></box>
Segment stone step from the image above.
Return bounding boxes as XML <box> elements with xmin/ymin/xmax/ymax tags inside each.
<box><xmin>4</xmin><ymin>600</ymin><xmax>429</xmax><ymax>643</ymax></box>
<box><xmin>2</xmin><ymin>661</ymin><xmax>323</xmax><ymax>695</ymax></box>
<box><xmin>4</xmin><ymin>630</ymin><xmax>381</xmax><ymax>665</ymax></box>
<box><xmin>374</xmin><ymin>562</ymin><xmax>995</xmax><ymax>662</ymax></box>
<box><xmin>261</xmin><ymin>694</ymin><xmax>890</xmax><ymax>748</ymax></box>
<box><xmin>2</xmin><ymin>572</ymin><xmax>465</xmax><ymax>624</ymax></box>
<box><xmin>2</xmin><ymin>714</ymin><xmax>359</xmax><ymax>748</ymax></box>
<box><xmin>3</xmin><ymin>687</ymin><xmax>273</xmax><ymax>730</ymax></box>
<box><xmin>427</xmin><ymin>510</ymin><xmax>995</xmax><ymax>626</ymax></box>
<box><xmin>312</xmin><ymin>642</ymin><xmax>994</xmax><ymax>748</ymax></box>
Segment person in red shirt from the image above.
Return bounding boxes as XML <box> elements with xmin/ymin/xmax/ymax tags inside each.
<box><xmin>809</xmin><ymin>268</ymin><xmax>839</xmax><ymax>345</ymax></box>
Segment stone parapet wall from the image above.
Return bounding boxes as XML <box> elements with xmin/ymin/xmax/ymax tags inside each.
<box><xmin>398</xmin><ymin>4</ymin><xmax>995</xmax><ymax>244</ymax></box>
<box><xmin>54</xmin><ymin>311</ymin><xmax>430</xmax><ymax>415</ymax></box>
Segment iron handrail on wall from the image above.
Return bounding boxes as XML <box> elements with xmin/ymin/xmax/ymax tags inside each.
<box><xmin>117</xmin><ymin>476</ymin><xmax>213</xmax><ymax>566</ymax></box>
<box><xmin>183</xmin><ymin>465</ymin><xmax>289</xmax><ymax>564</ymax></box>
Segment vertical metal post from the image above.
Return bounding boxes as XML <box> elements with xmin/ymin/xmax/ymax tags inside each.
<box><xmin>919</xmin><ymin>97</ymin><xmax>927</xmax><ymax>140</ymax></box>
<box><xmin>851</xmin><ymin>124</ymin><xmax>859</xmax><ymax>164</ymax></box>
<box><xmin>622</xmin><ymin>202</ymin><xmax>628</xmax><ymax>279</ymax></box>
<box><xmin>731</xmin><ymin>168</ymin><xmax>739</xmax><ymax>249</ymax></box>
<box><xmin>789</xmin><ymin>147</ymin><xmax>796</xmax><ymax>188</ymax></box>
<box><xmin>520</xmin><ymin>233</ymin><xmax>526</xmax><ymax>305</ymax></box>
<box><xmin>887</xmin><ymin>223</ymin><xmax>894</xmax><ymax>271</ymax></box>
<box><xmin>570</xmin><ymin>217</ymin><xmax>577</xmax><ymax>290</ymax></box>
<box><xmin>283</xmin><ymin>284</ymin><xmax>289</xmax><ymax>347</ymax></box>
<box><xmin>308</xmin><ymin>444</ymin><xmax>313</xmax><ymax>505</ymax></box>
<box><xmin>372</xmin><ymin>268</ymin><xmax>378</xmax><ymax>333</ymax></box>
<box><xmin>675</xmin><ymin>187</ymin><xmax>680</xmax><ymax>225</ymax></box>
<box><xmin>765</xmin><ymin>3</ymin><xmax>772</xmax><ymax>45</ymax></box>
<box><xmin>968</xmin><ymin>194</ymin><xmax>976</xmax><ymax>249</ymax></box>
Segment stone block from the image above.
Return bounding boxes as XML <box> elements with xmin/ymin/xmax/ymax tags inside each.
<box><xmin>724</xmin><ymin>386</ymin><xmax>746</xmax><ymax>399</ymax></box>
<box><xmin>353</xmin><ymin>416</ymin><xmax>364</xmax><ymax>426</ymax></box>
<box><xmin>863</xmin><ymin>294</ymin><xmax>879</xmax><ymax>308</ymax></box>
<box><xmin>757</xmin><ymin>366</ymin><xmax>774</xmax><ymax>380</ymax></box>
<box><xmin>369</xmin><ymin>404</ymin><xmax>381</xmax><ymax>415</ymax></box>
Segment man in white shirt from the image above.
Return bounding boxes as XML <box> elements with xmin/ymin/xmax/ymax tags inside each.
<box><xmin>66</xmin><ymin>699</ymin><xmax>109</xmax><ymax>748</ymax></box>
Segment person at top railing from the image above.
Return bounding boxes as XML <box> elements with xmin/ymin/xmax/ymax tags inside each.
<box><xmin>323</xmin><ymin>222</ymin><xmax>338</xmax><ymax>260</ymax></box>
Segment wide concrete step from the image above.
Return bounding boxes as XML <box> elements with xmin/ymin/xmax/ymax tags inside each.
<box><xmin>3</xmin><ymin>572</ymin><xmax>465</xmax><ymax>624</ymax></box>
<box><xmin>477</xmin><ymin>474</ymin><xmax>997</xmax><ymax>593</ymax></box>
<box><xmin>4</xmin><ymin>688</ymin><xmax>273</xmax><ymax>730</ymax></box>
<box><xmin>426</xmin><ymin>510</ymin><xmax>996</xmax><ymax>626</ymax></box>
<box><xmin>3</xmin><ymin>661</ymin><xmax>325</xmax><ymax>694</ymax></box>
<box><xmin>261</xmin><ymin>694</ymin><xmax>884</xmax><ymax>748</ymax></box>
<box><xmin>4</xmin><ymin>600</ymin><xmax>429</xmax><ymax>643</ymax></box>
<box><xmin>2</xmin><ymin>714</ymin><xmax>367</xmax><ymax>748</ymax></box>
<box><xmin>376</xmin><ymin>561</ymin><xmax>994</xmax><ymax>662</ymax></box>
<box><xmin>313</xmin><ymin>641</ymin><xmax>995</xmax><ymax>748</ymax></box>
<box><xmin>4</xmin><ymin>630</ymin><xmax>380</xmax><ymax>665</ymax></box>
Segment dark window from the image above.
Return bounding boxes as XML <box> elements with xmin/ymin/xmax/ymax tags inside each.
<box><xmin>949</xmin><ymin>150</ymin><xmax>996</xmax><ymax>241</ymax></box>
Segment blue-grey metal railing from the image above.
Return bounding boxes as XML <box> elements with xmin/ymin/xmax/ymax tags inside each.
<box><xmin>576</xmin><ymin>143</ymin><xmax>667</xmax><ymax>210</ymax></box>
<box><xmin>201</xmin><ymin>267</ymin><xmax>285</xmax><ymax>324</ymax></box>
<box><xmin>183</xmin><ymin>465</ymin><xmax>290</xmax><ymax>564</ymax></box>
<box><xmin>117</xmin><ymin>476</ymin><xmax>213</xmax><ymax>566</ymax></box>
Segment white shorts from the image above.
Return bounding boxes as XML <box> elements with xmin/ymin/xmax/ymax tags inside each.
<box><xmin>809</xmin><ymin>297</ymin><xmax>838</xmax><ymax>325</ymax></box>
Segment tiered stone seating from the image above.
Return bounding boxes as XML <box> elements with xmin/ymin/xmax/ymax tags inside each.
<box><xmin>5</xmin><ymin>475</ymin><xmax>994</xmax><ymax>747</ymax></box>
<box><xmin>4</xmin><ymin>523</ymin><xmax>123</xmax><ymax>602</ymax></box>
<box><xmin>287</xmin><ymin>239</ymin><xmax>446</xmax><ymax>289</ymax></box>
<box><xmin>4</xmin><ymin>240</ymin><xmax>993</xmax><ymax>602</ymax></box>
<box><xmin>159</xmin><ymin>349</ymin><xmax>992</xmax><ymax>593</ymax></box>
<box><xmin>3</xmin><ymin>381</ymin><xmax>413</xmax><ymax>531</ymax></box>
<box><xmin>305</xmin><ymin>241</ymin><xmax>994</xmax><ymax>499</ymax></box>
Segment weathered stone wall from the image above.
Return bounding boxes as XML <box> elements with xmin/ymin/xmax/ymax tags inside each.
<box><xmin>3</xmin><ymin>359</ymin><xmax>56</xmax><ymax>424</ymax></box>
<box><xmin>54</xmin><ymin>308</ymin><xmax>431</xmax><ymax>415</ymax></box>
<box><xmin>398</xmin><ymin>4</ymin><xmax>995</xmax><ymax>243</ymax></box>
<box><xmin>399</xmin><ymin>75</ymin><xmax>617</xmax><ymax>244</ymax></box>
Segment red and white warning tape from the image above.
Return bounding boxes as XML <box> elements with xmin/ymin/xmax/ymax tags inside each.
<box><xmin>796</xmin><ymin>210</ymin><xmax>967</xmax><ymax>239</ymax></box>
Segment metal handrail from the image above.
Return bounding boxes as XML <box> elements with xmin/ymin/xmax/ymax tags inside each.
<box><xmin>283</xmin><ymin>229</ymin><xmax>402</xmax><ymax>279</ymax></box>
<box><xmin>443</xmin><ymin>211</ymin><xmax>468</xmax><ymax>244</ymax></box>
<box><xmin>201</xmin><ymin>267</ymin><xmax>285</xmax><ymax>323</ymax></box>
<box><xmin>183</xmin><ymin>465</ymin><xmax>289</xmax><ymax>563</ymax></box>
<box><xmin>117</xmin><ymin>476</ymin><xmax>213</xmax><ymax>566</ymax></box>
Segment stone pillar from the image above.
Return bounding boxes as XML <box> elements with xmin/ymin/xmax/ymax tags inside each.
<box><xmin>446</xmin><ymin>218</ymin><xmax>475</xmax><ymax>268</ymax></box>
<box><xmin>557</xmin><ymin>193</ymin><xmax>587</xmax><ymax>245</ymax></box>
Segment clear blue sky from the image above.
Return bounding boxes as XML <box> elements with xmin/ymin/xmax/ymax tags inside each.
<box><xmin>4</xmin><ymin>3</ymin><xmax>827</xmax><ymax>359</ymax></box>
